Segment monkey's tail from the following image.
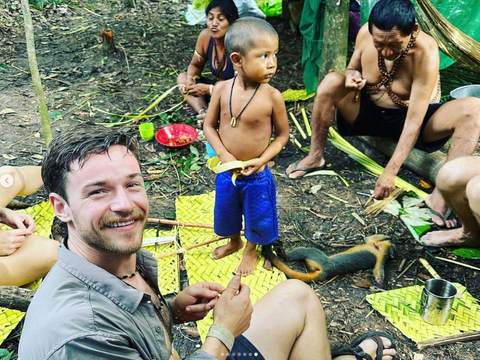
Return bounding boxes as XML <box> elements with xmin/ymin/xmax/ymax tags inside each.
<box><xmin>262</xmin><ymin>245</ymin><xmax>322</xmax><ymax>282</ymax></box>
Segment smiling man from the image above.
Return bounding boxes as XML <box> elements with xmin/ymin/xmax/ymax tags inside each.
<box><xmin>19</xmin><ymin>124</ymin><xmax>397</xmax><ymax>360</ymax></box>
<box><xmin>285</xmin><ymin>0</ymin><xmax>480</xmax><ymax>229</ymax></box>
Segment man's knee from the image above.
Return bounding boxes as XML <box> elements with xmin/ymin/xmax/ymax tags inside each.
<box><xmin>458</xmin><ymin>97</ymin><xmax>480</xmax><ymax>126</ymax></box>
<box><xmin>436</xmin><ymin>157</ymin><xmax>480</xmax><ymax>194</ymax></box>
<box><xmin>277</xmin><ymin>279</ymin><xmax>319</xmax><ymax>305</ymax></box>
<box><xmin>317</xmin><ymin>72</ymin><xmax>345</xmax><ymax>95</ymax></box>
<box><xmin>466</xmin><ymin>175</ymin><xmax>480</xmax><ymax>208</ymax></box>
<box><xmin>436</xmin><ymin>158</ymin><xmax>472</xmax><ymax>192</ymax></box>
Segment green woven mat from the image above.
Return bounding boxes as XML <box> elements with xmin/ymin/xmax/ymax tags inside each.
<box><xmin>366</xmin><ymin>283</ymin><xmax>480</xmax><ymax>343</ymax></box>
<box><xmin>176</xmin><ymin>191</ymin><xmax>287</xmax><ymax>340</ymax></box>
<box><xmin>142</xmin><ymin>228</ymin><xmax>179</xmax><ymax>295</ymax></box>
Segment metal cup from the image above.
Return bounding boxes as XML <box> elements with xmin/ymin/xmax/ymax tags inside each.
<box><xmin>419</xmin><ymin>279</ymin><xmax>457</xmax><ymax>325</ymax></box>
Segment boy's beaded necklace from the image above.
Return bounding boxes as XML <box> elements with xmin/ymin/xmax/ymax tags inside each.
<box><xmin>229</xmin><ymin>75</ymin><xmax>261</xmax><ymax>127</ymax></box>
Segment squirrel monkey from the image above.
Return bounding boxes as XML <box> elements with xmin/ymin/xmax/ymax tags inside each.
<box><xmin>262</xmin><ymin>235</ymin><xmax>394</xmax><ymax>285</ymax></box>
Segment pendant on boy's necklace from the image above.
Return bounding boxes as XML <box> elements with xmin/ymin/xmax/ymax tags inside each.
<box><xmin>230</xmin><ymin>117</ymin><xmax>237</xmax><ymax>127</ymax></box>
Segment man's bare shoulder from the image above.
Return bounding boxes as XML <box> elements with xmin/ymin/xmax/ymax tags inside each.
<box><xmin>416</xmin><ymin>30</ymin><xmax>439</xmax><ymax>53</ymax></box>
<box><xmin>356</xmin><ymin>24</ymin><xmax>372</xmax><ymax>45</ymax></box>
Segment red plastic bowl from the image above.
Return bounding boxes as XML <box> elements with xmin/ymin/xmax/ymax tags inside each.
<box><xmin>155</xmin><ymin>124</ymin><xmax>198</xmax><ymax>148</ymax></box>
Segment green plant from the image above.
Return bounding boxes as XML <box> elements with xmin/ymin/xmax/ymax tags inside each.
<box><xmin>29</xmin><ymin>0</ymin><xmax>69</xmax><ymax>9</ymax></box>
<box><xmin>158</xmin><ymin>113</ymin><xmax>196</xmax><ymax>127</ymax></box>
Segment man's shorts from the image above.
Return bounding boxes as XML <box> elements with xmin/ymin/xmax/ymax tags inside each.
<box><xmin>227</xmin><ymin>335</ymin><xmax>265</xmax><ymax>360</ymax></box>
<box><xmin>336</xmin><ymin>87</ymin><xmax>451</xmax><ymax>153</ymax></box>
<box><xmin>214</xmin><ymin>166</ymin><xmax>278</xmax><ymax>246</ymax></box>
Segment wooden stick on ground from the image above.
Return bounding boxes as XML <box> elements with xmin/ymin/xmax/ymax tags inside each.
<box><xmin>155</xmin><ymin>236</ymin><xmax>227</xmax><ymax>259</ymax></box>
<box><xmin>417</xmin><ymin>331</ymin><xmax>480</xmax><ymax>350</ymax></box>
<box><xmin>147</xmin><ymin>218</ymin><xmax>214</xmax><ymax>229</ymax></box>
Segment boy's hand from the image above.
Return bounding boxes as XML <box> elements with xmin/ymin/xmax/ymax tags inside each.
<box><xmin>240</xmin><ymin>158</ymin><xmax>263</xmax><ymax>176</ymax></box>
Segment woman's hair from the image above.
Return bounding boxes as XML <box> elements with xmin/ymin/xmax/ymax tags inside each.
<box><xmin>206</xmin><ymin>0</ymin><xmax>239</xmax><ymax>24</ymax></box>
<box><xmin>225</xmin><ymin>17</ymin><xmax>277</xmax><ymax>55</ymax></box>
<box><xmin>368</xmin><ymin>0</ymin><xmax>416</xmax><ymax>36</ymax></box>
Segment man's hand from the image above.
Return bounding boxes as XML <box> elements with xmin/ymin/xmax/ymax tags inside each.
<box><xmin>0</xmin><ymin>228</ymin><xmax>32</xmax><ymax>255</ymax></box>
<box><xmin>374</xmin><ymin>171</ymin><xmax>396</xmax><ymax>199</ymax></box>
<box><xmin>170</xmin><ymin>282</ymin><xmax>224</xmax><ymax>323</ymax></box>
<box><xmin>240</xmin><ymin>159</ymin><xmax>263</xmax><ymax>177</ymax></box>
<box><xmin>212</xmin><ymin>276</ymin><xmax>252</xmax><ymax>337</ymax></box>
<box><xmin>345</xmin><ymin>70</ymin><xmax>366</xmax><ymax>90</ymax></box>
<box><xmin>1</xmin><ymin>208</ymin><xmax>37</xmax><ymax>232</ymax></box>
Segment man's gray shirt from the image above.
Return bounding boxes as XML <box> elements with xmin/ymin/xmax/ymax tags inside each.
<box><xmin>18</xmin><ymin>244</ymin><xmax>217</xmax><ymax>360</ymax></box>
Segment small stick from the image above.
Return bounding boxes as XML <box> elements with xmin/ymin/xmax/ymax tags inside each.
<box><xmin>147</xmin><ymin>218</ymin><xmax>214</xmax><ymax>229</ymax></box>
<box><xmin>417</xmin><ymin>331</ymin><xmax>480</xmax><ymax>350</ymax></box>
<box><xmin>435</xmin><ymin>256</ymin><xmax>480</xmax><ymax>272</ymax></box>
<box><xmin>397</xmin><ymin>258</ymin><xmax>407</xmax><ymax>273</ymax></box>
<box><xmin>419</xmin><ymin>258</ymin><xmax>440</xmax><ymax>279</ymax></box>
<box><xmin>364</xmin><ymin>194</ymin><xmax>375</xmax><ymax>207</ymax></box>
<box><xmin>396</xmin><ymin>259</ymin><xmax>416</xmax><ymax>279</ymax></box>
<box><xmin>155</xmin><ymin>236</ymin><xmax>227</xmax><ymax>259</ymax></box>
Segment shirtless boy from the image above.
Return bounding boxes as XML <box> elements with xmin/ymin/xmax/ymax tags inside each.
<box><xmin>285</xmin><ymin>0</ymin><xmax>480</xmax><ymax>229</ymax></box>
<box><xmin>203</xmin><ymin>17</ymin><xmax>289</xmax><ymax>276</ymax></box>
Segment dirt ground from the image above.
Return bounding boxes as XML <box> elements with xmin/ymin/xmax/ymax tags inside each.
<box><xmin>1</xmin><ymin>0</ymin><xmax>480</xmax><ymax>358</ymax></box>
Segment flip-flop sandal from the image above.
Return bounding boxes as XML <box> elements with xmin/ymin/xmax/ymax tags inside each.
<box><xmin>284</xmin><ymin>160</ymin><xmax>326</xmax><ymax>180</ymax></box>
<box><xmin>331</xmin><ymin>331</ymin><xmax>395</xmax><ymax>360</ymax></box>
<box><xmin>424</xmin><ymin>205</ymin><xmax>460</xmax><ymax>229</ymax></box>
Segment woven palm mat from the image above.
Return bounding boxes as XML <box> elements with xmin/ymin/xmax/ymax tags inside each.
<box><xmin>366</xmin><ymin>283</ymin><xmax>480</xmax><ymax>343</ymax></box>
<box><xmin>142</xmin><ymin>228</ymin><xmax>180</xmax><ymax>295</ymax></box>
<box><xmin>176</xmin><ymin>191</ymin><xmax>287</xmax><ymax>340</ymax></box>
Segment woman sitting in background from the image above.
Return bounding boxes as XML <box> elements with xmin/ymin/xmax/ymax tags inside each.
<box><xmin>177</xmin><ymin>0</ymin><xmax>239</xmax><ymax>127</ymax></box>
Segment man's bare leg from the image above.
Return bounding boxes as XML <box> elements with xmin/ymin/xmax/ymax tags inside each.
<box><xmin>212</xmin><ymin>232</ymin><xmax>244</xmax><ymax>260</ymax></box>
<box><xmin>236</xmin><ymin>241</ymin><xmax>257</xmax><ymax>276</ymax></box>
<box><xmin>421</xmin><ymin>157</ymin><xmax>480</xmax><ymax>247</ymax></box>
<box><xmin>421</xmin><ymin>97</ymin><xmax>480</xmax><ymax>227</ymax></box>
<box><xmin>286</xmin><ymin>73</ymin><xmax>360</xmax><ymax>179</ymax></box>
<box><xmin>242</xmin><ymin>280</ymin><xmax>396</xmax><ymax>360</ymax></box>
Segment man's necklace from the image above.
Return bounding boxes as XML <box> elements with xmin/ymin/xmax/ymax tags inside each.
<box><xmin>117</xmin><ymin>271</ymin><xmax>138</xmax><ymax>280</ymax></box>
<box><xmin>366</xmin><ymin>29</ymin><xmax>419</xmax><ymax>108</ymax></box>
<box><xmin>229</xmin><ymin>75</ymin><xmax>261</xmax><ymax>127</ymax></box>
<box><xmin>117</xmin><ymin>264</ymin><xmax>138</xmax><ymax>280</ymax></box>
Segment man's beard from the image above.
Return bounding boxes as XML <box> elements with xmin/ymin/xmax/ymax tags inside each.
<box><xmin>80</xmin><ymin>208</ymin><xmax>146</xmax><ymax>255</ymax></box>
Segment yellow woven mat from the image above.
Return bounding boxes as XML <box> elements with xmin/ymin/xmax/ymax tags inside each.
<box><xmin>176</xmin><ymin>191</ymin><xmax>287</xmax><ymax>340</ymax></box>
<box><xmin>366</xmin><ymin>283</ymin><xmax>480</xmax><ymax>343</ymax></box>
<box><xmin>142</xmin><ymin>228</ymin><xmax>179</xmax><ymax>295</ymax></box>
<box><xmin>1</xmin><ymin>201</ymin><xmax>55</xmax><ymax>239</ymax></box>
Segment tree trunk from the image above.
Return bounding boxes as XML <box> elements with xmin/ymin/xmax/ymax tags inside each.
<box><xmin>0</xmin><ymin>286</ymin><xmax>35</xmax><ymax>312</ymax></box>
<box><xmin>21</xmin><ymin>0</ymin><xmax>53</xmax><ymax>146</ymax></box>
<box><xmin>359</xmin><ymin>136</ymin><xmax>447</xmax><ymax>184</ymax></box>
<box><xmin>318</xmin><ymin>0</ymin><xmax>350</xmax><ymax>80</ymax></box>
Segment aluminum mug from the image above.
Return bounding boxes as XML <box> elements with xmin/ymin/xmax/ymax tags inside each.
<box><xmin>419</xmin><ymin>278</ymin><xmax>457</xmax><ymax>325</ymax></box>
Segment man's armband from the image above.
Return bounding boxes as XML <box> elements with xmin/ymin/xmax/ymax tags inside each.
<box><xmin>206</xmin><ymin>324</ymin><xmax>234</xmax><ymax>352</ymax></box>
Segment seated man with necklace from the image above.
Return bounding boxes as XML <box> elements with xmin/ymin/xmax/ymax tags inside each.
<box><xmin>285</xmin><ymin>0</ymin><xmax>480</xmax><ymax>229</ymax></box>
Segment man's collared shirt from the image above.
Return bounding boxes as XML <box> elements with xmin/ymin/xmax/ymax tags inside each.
<box><xmin>18</xmin><ymin>244</ymin><xmax>216</xmax><ymax>360</ymax></box>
